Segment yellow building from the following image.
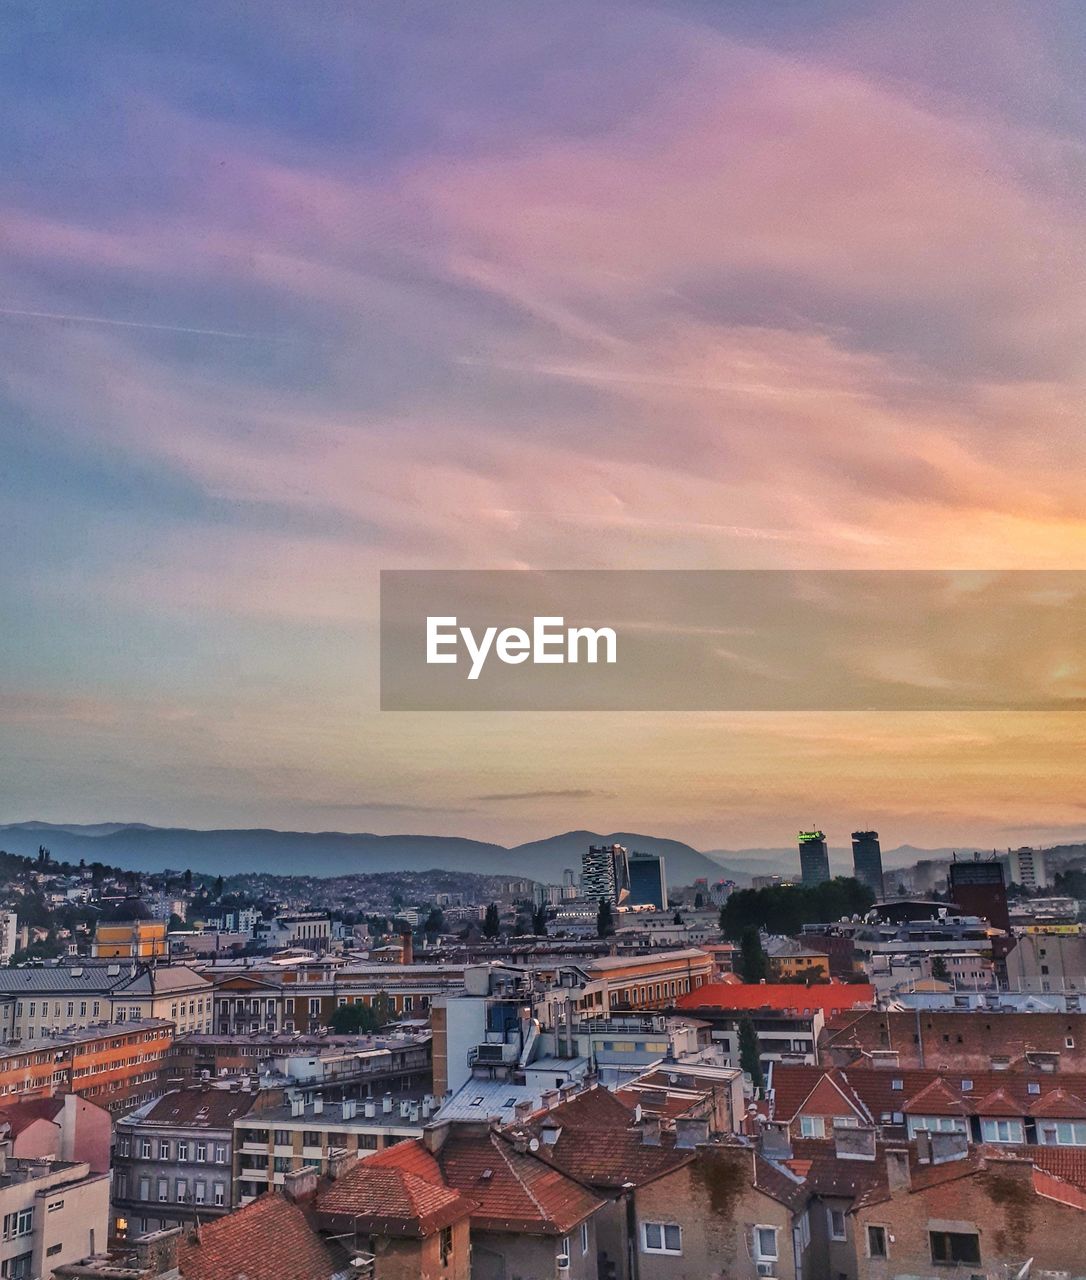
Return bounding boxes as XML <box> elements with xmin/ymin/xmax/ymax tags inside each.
<box><xmin>769</xmin><ymin>949</ymin><xmax>830</xmax><ymax>981</ymax></box>
<box><xmin>94</xmin><ymin>919</ymin><xmax>168</xmax><ymax>959</ymax></box>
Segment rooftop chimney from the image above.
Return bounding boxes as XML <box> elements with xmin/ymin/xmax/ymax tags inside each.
<box><xmin>382</xmin><ymin>1093</ymin><xmax>393</xmax><ymax>1114</ymax></box>
<box><xmin>540</xmin><ymin>1089</ymin><xmax>560</xmax><ymax>1110</ymax></box>
<box><xmin>930</xmin><ymin>1130</ymin><xmax>969</xmax><ymax>1165</ymax></box>
<box><xmin>833</xmin><ymin>1124</ymin><xmax>877</xmax><ymax>1162</ymax></box>
<box><xmin>282</xmin><ymin>1165</ymin><xmax>319</xmax><ymax>1203</ymax></box>
<box><xmin>758</xmin><ymin>1120</ymin><xmax>793</xmax><ymax>1162</ymax></box>
<box><xmin>327</xmin><ymin>1148</ymin><xmax>354</xmax><ymax>1181</ymax></box>
<box><xmin>514</xmin><ymin>1100</ymin><xmax>533</xmax><ymax>1124</ymax></box>
<box><xmin>640</xmin><ymin>1114</ymin><xmax>662</xmax><ymax>1146</ymax></box>
<box><xmin>675</xmin><ymin>1117</ymin><xmax>710</xmax><ymax>1149</ymax></box>
<box><xmin>885</xmin><ymin>1146</ymin><xmax>911</xmax><ymax>1191</ymax></box>
<box><xmin>399</xmin><ymin>929</ymin><xmax>413</xmax><ymax>966</ymax></box>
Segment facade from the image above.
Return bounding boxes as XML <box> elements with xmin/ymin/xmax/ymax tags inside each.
<box><xmin>0</xmin><ymin>913</ymin><xmax>18</xmax><ymax>965</ymax></box>
<box><xmin>94</xmin><ymin>920</ymin><xmax>168</xmax><ymax>959</ymax></box>
<box><xmin>0</xmin><ymin>1155</ymin><xmax>111</xmax><ymax>1280</ymax></box>
<box><xmin>112</xmin><ymin>1084</ymin><xmax>261</xmax><ymax>1237</ymax></box>
<box><xmin>947</xmin><ymin>853</ymin><xmax>1010</xmax><ymax>933</ymax></box>
<box><xmin>627</xmin><ymin>852</ymin><xmax>668</xmax><ymax>910</ymax></box>
<box><xmin>1005</xmin><ymin>928</ymin><xmax>1086</xmax><ymax>993</ymax></box>
<box><xmin>0</xmin><ymin>1094</ymin><xmax>112</xmax><ymax>1173</ymax></box>
<box><xmin>233</xmin><ymin>1094</ymin><xmax>427</xmax><ymax>1204</ymax></box>
<box><xmin>581</xmin><ymin>844</ymin><xmax>630</xmax><ymax>906</ymax></box>
<box><xmin>798</xmin><ymin>831</ymin><xmax>831</xmax><ymax>887</ymax></box>
<box><xmin>0</xmin><ymin>961</ymin><xmax>211</xmax><ymax>1042</ymax></box>
<box><xmin>170</xmin><ymin>1029</ymin><xmax>432</xmax><ymax>1093</ymax></box>
<box><xmin>851</xmin><ymin>831</ymin><xmax>884</xmax><ymax>899</ymax></box>
<box><xmin>0</xmin><ymin>1020</ymin><xmax>173</xmax><ymax>1115</ymax></box>
<box><xmin>1009</xmin><ymin>844</ymin><xmax>1049</xmax><ymax>890</ymax></box>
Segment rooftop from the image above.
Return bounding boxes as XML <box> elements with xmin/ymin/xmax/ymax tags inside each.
<box><xmin>178</xmin><ymin>1192</ymin><xmax>340</xmax><ymax>1280</ymax></box>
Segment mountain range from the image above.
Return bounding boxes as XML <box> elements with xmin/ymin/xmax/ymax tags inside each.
<box><xmin>2</xmin><ymin>821</ymin><xmax>1071</xmax><ymax>888</ymax></box>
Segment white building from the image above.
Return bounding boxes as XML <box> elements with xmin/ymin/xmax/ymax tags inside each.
<box><xmin>1010</xmin><ymin>846</ymin><xmax>1048</xmax><ymax>891</ymax></box>
<box><xmin>0</xmin><ymin>913</ymin><xmax>18</xmax><ymax>965</ymax></box>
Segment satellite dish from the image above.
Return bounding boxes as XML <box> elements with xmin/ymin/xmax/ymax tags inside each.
<box><xmin>529</xmin><ymin>1137</ymin><xmax>540</xmax><ymax>1152</ymax></box>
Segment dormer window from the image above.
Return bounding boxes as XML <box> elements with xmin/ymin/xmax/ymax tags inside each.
<box><xmin>1028</xmin><ymin>1082</ymin><xmax>1041</xmax><ymax>1095</ymax></box>
<box><xmin>961</xmin><ymin>1079</ymin><xmax>973</xmax><ymax>1092</ymax></box>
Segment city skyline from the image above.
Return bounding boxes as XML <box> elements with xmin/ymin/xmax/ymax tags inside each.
<box><xmin>2</xmin><ymin>2</ymin><xmax>1085</xmax><ymax>848</ymax></box>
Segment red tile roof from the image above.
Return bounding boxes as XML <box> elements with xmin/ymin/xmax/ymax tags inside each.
<box><xmin>676</xmin><ymin>982</ymin><xmax>875</xmax><ymax>1015</ymax></box>
<box><xmin>436</xmin><ymin>1128</ymin><xmax>603</xmax><ymax>1235</ymax></box>
<box><xmin>524</xmin><ymin>1086</ymin><xmax>694</xmax><ymax>1190</ymax></box>
<box><xmin>770</xmin><ymin>1064</ymin><xmax>1086</xmax><ymax>1127</ymax></box>
<box><xmin>1030</xmin><ymin>1088</ymin><xmax>1086</xmax><ymax>1119</ymax></box>
<box><xmin>0</xmin><ymin>1098</ymin><xmax>64</xmax><ymax>1136</ymax></box>
<box><xmin>901</xmin><ymin>1078</ymin><xmax>971</xmax><ymax>1116</ymax></box>
<box><xmin>317</xmin><ymin>1158</ymin><xmax>469</xmax><ymax>1237</ymax></box>
<box><xmin>177</xmin><ymin>1193</ymin><xmax>339</xmax><ymax>1280</ymax></box>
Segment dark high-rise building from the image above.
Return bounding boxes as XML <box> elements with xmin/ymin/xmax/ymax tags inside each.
<box><xmin>948</xmin><ymin>853</ymin><xmax>1009</xmax><ymax>933</ymax></box>
<box><xmin>851</xmin><ymin>831</ymin><xmax>885</xmax><ymax>898</ymax></box>
<box><xmin>581</xmin><ymin>844</ymin><xmax>630</xmax><ymax>905</ymax></box>
<box><xmin>627</xmin><ymin>852</ymin><xmax>668</xmax><ymax>910</ymax></box>
<box><xmin>798</xmin><ymin>830</ymin><xmax>831</xmax><ymax>886</ymax></box>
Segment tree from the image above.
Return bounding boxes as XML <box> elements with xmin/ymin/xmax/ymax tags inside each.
<box><xmin>532</xmin><ymin>904</ymin><xmax>550</xmax><ymax>935</ymax></box>
<box><xmin>330</xmin><ymin>995</ymin><xmax>395</xmax><ymax>1035</ymax></box>
<box><xmin>739</xmin><ymin>1018</ymin><xmax>764</xmax><ymax>1089</ymax></box>
<box><xmin>424</xmin><ymin>907</ymin><xmax>444</xmax><ymax>939</ymax></box>
<box><xmin>483</xmin><ymin>903</ymin><xmax>501</xmax><ymax>938</ymax></box>
<box><xmin>694</xmin><ymin>892</ymin><xmax>705</xmax><ymax>909</ymax></box>
<box><xmin>673</xmin><ymin>911</ymin><xmax>684</xmax><ymax>925</ymax></box>
<box><xmin>931</xmin><ymin>954</ymin><xmax>950</xmax><ymax>983</ymax></box>
<box><xmin>213</xmin><ymin>875</ymin><xmax>224</xmax><ymax>899</ymax></box>
<box><xmin>168</xmin><ymin>913</ymin><xmax>185</xmax><ymax>933</ymax></box>
<box><xmin>183</xmin><ymin>868</ymin><xmax>193</xmax><ymax>890</ymax></box>
<box><xmin>596</xmin><ymin>900</ymin><xmax>615</xmax><ymax>938</ymax></box>
<box><xmin>739</xmin><ymin>926</ymin><xmax>768</xmax><ymax>984</ymax></box>
<box><xmin>720</xmin><ymin>877</ymin><xmax>875</xmax><ymax>942</ymax></box>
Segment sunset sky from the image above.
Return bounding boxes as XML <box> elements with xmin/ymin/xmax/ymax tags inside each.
<box><xmin>2</xmin><ymin>1</ymin><xmax>1084</xmax><ymax>853</ymax></box>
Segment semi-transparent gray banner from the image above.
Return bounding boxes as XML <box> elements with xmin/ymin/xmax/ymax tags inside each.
<box><xmin>380</xmin><ymin>570</ymin><xmax>1085</xmax><ymax>711</ymax></box>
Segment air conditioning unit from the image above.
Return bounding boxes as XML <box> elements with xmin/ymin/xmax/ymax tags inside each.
<box><xmin>756</xmin><ymin>1265</ymin><xmax>776</xmax><ymax>1278</ymax></box>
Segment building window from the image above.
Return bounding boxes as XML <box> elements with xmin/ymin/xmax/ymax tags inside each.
<box><xmin>176</xmin><ymin>1179</ymin><xmax>188</xmax><ymax>1203</ymax></box>
<box><xmin>194</xmin><ymin>1182</ymin><xmax>206</xmax><ymax>1204</ymax></box>
<box><xmin>581</xmin><ymin>1221</ymin><xmax>589</xmax><ymax>1255</ymax></box>
<box><xmin>827</xmin><ymin>1208</ymin><xmax>847</xmax><ymax>1241</ymax></box>
<box><xmin>215</xmin><ymin>1145</ymin><xmax>227</xmax><ymax>1164</ymax></box>
<box><xmin>140</xmin><ymin>1138</ymin><xmax>151</xmax><ymax>1159</ymax></box>
<box><xmin>213</xmin><ymin>1183</ymin><xmax>225</xmax><ymax>1207</ymax></box>
<box><xmin>1039</xmin><ymin>1121</ymin><xmax>1086</xmax><ymax>1146</ymax></box>
<box><xmin>2</xmin><ymin>1210</ymin><xmax>33</xmax><ymax>1240</ymax></box>
<box><xmin>642</xmin><ymin>1222</ymin><xmax>682</xmax><ymax>1255</ymax></box>
<box><xmin>177</xmin><ymin>1141</ymin><xmax>189</xmax><ymax>1162</ymax></box>
<box><xmin>196</xmin><ymin>1142</ymin><xmax>207</xmax><ymax>1162</ymax></box>
<box><xmin>138</xmin><ymin>1178</ymin><xmax>150</xmax><ymax>1202</ymax></box>
<box><xmin>867</xmin><ymin>1226</ymin><xmax>888</xmax><ymax>1258</ymax></box>
<box><xmin>439</xmin><ymin>1225</ymin><xmax>453</xmax><ymax>1265</ymax></box>
<box><xmin>799</xmin><ymin>1115</ymin><xmax>825</xmax><ymax>1138</ymax></box>
<box><xmin>158</xmin><ymin>1140</ymin><xmax>170</xmax><ymax>1160</ymax></box>
<box><xmin>930</xmin><ymin>1231</ymin><xmax>980</xmax><ymax>1265</ymax></box>
<box><xmin>753</xmin><ymin>1226</ymin><xmax>778</xmax><ymax>1262</ymax></box>
<box><xmin>981</xmin><ymin>1118</ymin><xmax>1024</xmax><ymax>1144</ymax></box>
<box><xmin>1</xmin><ymin>1252</ymin><xmax>33</xmax><ymax>1278</ymax></box>
<box><xmin>157</xmin><ymin>1178</ymin><xmax>168</xmax><ymax>1203</ymax></box>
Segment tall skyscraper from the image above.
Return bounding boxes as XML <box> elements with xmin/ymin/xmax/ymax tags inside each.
<box><xmin>581</xmin><ymin>843</ymin><xmax>630</xmax><ymax>905</ymax></box>
<box><xmin>948</xmin><ymin>853</ymin><xmax>1010</xmax><ymax>933</ymax></box>
<box><xmin>798</xmin><ymin>830</ymin><xmax>831</xmax><ymax>886</ymax></box>
<box><xmin>851</xmin><ymin>831</ymin><xmax>885</xmax><ymax>898</ymax></box>
<box><xmin>627</xmin><ymin>851</ymin><xmax>668</xmax><ymax>910</ymax></box>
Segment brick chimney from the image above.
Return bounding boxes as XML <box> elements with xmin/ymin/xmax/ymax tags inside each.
<box><xmin>283</xmin><ymin>1165</ymin><xmax>320</xmax><ymax>1202</ymax></box>
<box><xmin>399</xmin><ymin>928</ymin><xmax>413</xmax><ymax>966</ymax></box>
